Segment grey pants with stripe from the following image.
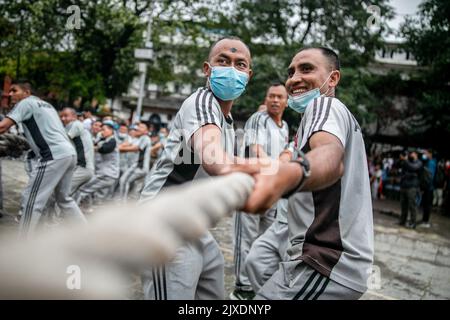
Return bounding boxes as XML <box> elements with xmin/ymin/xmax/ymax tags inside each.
<box><xmin>245</xmin><ymin>220</ymin><xmax>289</xmax><ymax>293</ymax></box>
<box><xmin>70</xmin><ymin>166</ymin><xmax>94</xmax><ymax>195</ymax></box>
<box><xmin>44</xmin><ymin>166</ymin><xmax>94</xmax><ymax>219</ymax></box>
<box><xmin>19</xmin><ymin>155</ymin><xmax>87</xmax><ymax>238</ymax></box>
<box><xmin>256</xmin><ymin>260</ymin><xmax>363</xmax><ymax>300</ymax></box>
<box><xmin>75</xmin><ymin>175</ymin><xmax>117</xmax><ymax>205</ymax></box>
<box><xmin>119</xmin><ymin>164</ymin><xmax>146</xmax><ymax>201</ymax></box>
<box><xmin>141</xmin><ymin>231</ymin><xmax>225</xmax><ymax>300</ymax></box>
<box><xmin>233</xmin><ymin>206</ymin><xmax>276</xmax><ymax>291</ymax></box>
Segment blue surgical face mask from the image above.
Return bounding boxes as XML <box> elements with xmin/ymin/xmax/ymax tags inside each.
<box><xmin>207</xmin><ymin>64</ymin><xmax>249</xmax><ymax>101</ymax></box>
<box><xmin>288</xmin><ymin>72</ymin><xmax>334</xmax><ymax>113</ymax></box>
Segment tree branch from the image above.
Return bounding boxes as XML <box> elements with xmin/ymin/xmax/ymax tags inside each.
<box><xmin>299</xmin><ymin>10</ymin><xmax>313</xmax><ymax>44</ymax></box>
<box><xmin>135</xmin><ymin>1</ymin><xmax>150</xmax><ymax>16</ymax></box>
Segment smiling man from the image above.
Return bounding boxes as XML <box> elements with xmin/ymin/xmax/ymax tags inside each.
<box><xmin>242</xmin><ymin>47</ymin><xmax>374</xmax><ymax>300</ymax></box>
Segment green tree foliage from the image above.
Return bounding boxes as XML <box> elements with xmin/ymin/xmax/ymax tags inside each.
<box><xmin>401</xmin><ymin>0</ymin><xmax>450</xmax><ymax>153</ymax></box>
<box><xmin>0</xmin><ymin>0</ymin><xmax>148</xmax><ymax>105</ymax></box>
<box><xmin>1</xmin><ymin>0</ymin><xmax>398</xmax><ymax>130</ymax></box>
<box><xmin>148</xmin><ymin>0</ymin><xmax>395</xmax><ymax>129</ymax></box>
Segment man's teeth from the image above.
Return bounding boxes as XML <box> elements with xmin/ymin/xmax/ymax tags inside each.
<box><xmin>292</xmin><ymin>88</ymin><xmax>307</xmax><ymax>94</ymax></box>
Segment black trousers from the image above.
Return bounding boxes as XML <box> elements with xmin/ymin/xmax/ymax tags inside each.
<box><xmin>400</xmin><ymin>187</ymin><xmax>418</xmax><ymax>225</ymax></box>
<box><xmin>421</xmin><ymin>189</ymin><xmax>433</xmax><ymax>223</ymax></box>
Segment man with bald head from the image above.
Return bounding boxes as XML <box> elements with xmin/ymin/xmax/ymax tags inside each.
<box><xmin>140</xmin><ymin>37</ymin><xmax>259</xmax><ymax>300</ymax></box>
<box><xmin>60</xmin><ymin>107</ymin><xmax>95</xmax><ymax>195</ymax></box>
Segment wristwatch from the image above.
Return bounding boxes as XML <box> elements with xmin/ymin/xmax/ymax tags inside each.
<box><xmin>289</xmin><ymin>150</ymin><xmax>311</xmax><ymax>193</ymax></box>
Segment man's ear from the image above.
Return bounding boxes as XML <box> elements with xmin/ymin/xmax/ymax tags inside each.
<box><xmin>203</xmin><ymin>61</ymin><xmax>211</xmax><ymax>77</ymax></box>
<box><xmin>21</xmin><ymin>88</ymin><xmax>32</xmax><ymax>98</ymax></box>
<box><xmin>330</xmin><ymin>70</ymin><xmax>340</xmax><ymax>88</ymax></box>
<box><xmin>248</xmin><ymin>68</ymin><xmax>253</xmax><ymax>81</ymax></box>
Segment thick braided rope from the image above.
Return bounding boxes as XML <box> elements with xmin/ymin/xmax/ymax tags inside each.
<box><xmin>0</xmin><ymin>172</ymin><xmax>254</xmax><ymax>299</ymax></box>
<box><xmin>0</xmin><ymin>134</ymin><xmax>30</xmax><ymax>158</ymax></box>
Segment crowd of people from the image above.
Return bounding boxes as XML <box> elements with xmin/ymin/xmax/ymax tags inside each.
<box><xmin>66</xmin><ymin>111</ymin><xmax>169</xmax><ymax>210</ymax></box>
<box><xmin>0</xmin><ymin>89</ymin><xmax>170</xmax><ymax>223</ymax></box>
<box><xmin>368</xmin><ymin>150</ymin><xmax>450</xmax><ymax>228</ymax></box>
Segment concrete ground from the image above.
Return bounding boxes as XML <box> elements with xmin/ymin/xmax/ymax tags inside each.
<box><xmin>1</xmin><ymin>159</ymin><xmax>449</xmax><ymax>300</ymax></box>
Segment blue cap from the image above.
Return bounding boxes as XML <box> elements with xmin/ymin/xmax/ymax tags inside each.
<box><xmin>102</xmin><ymin>120</ymin><xmax>116</xmax><ymax>130</ymax></box>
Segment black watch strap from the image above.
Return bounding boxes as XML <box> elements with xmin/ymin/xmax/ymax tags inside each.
<box><xmin>282</xmin><ymin>150</ymin><xmax>311</xmax><ymax>198</ymax></box>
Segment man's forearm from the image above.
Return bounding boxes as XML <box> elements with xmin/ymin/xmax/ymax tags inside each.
<box><xmin>201</xmin><ymin>150</ymin><xmax>261</xmax><ymax>176</ymax></box>
<box><xmin>300</xmin><ymin>143</ymin><xmax>344</xmax><ymax>191</ymax></box>
<box><xmin>247</xmin><ymin>144</ymin><xmax>268</xmax><ymax>158</ymax></box>
<box><xmin>119</xmin><ymin>145</ymin><xmax>139</xmax><ymax>152</ymax></box>
<box><xmin>277</xmin><ymin>161</ymin><xmax>304</xmax><ymax>194</ymax></box>
<box><xmin>201</xmin><ymin>146</ymin><xmax>265</xmax><ymax>177</ymax></box>
<box><xmin>0</xmin><ymin>123</ymin><xmax>9</xmax><ymax>134</ymax></box>
<box><xmin>150</xmin><ymin>143</ymin><xmax>163</xmax><ymax>154</ymax></box>
<box><xmin>0</xmin><ymin>118</ymin><xmax>15</xmax><ymax>134</ymax></box>
<box><xmin>193</xmin><ymin>124</ymin><xmax>265</xmax><ymax>177</ymax></box>
<box><xmin>201</xmin><ymin>153</ymin><xmax>236</xmax><ymax>176</ymax></box>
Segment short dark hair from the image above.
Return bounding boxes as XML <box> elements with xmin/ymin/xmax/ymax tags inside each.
<box><xmin>11</xmin><ymin>79</ymin><xmax>33</xmax><ymax>92</ymax></box>
<box><xmin>270</xmin><ymin>81</ymin><xmax>285</xmax><ymax>87</ymax></box>
<box><xmin>298</xmin><ymin>47</ymin><xmax>340</xmax><ymax>71</ymax></box>
<box><xmin>208</xmin><ymin>36</ymin><xmax>251</xmax><ymax>62</ymax></box>
<box><xmin>267</xmin><ymin>82</ymin><xmax>287</xmax><ymax>96</ymax></box>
